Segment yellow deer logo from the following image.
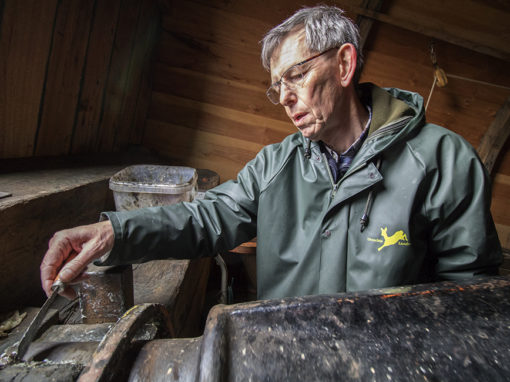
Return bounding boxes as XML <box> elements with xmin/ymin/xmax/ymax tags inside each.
<box><xmin>378</xmin><ymin>227</ymin><xmax>408</xmax><ymax>251</ymax></box>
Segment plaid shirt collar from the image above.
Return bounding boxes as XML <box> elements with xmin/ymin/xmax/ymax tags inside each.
<box><xmin>320</xmin><ymin>105</ymin><xmax>372</xmax><ymax>182</ymax></box>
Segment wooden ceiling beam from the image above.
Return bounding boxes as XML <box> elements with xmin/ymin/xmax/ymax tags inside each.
<box><xmin>346</xmin><ymin>5</ymin><xmax>510</xmax><ymax>63</ymax></box>
<box><xmin>355</xmin><ymin>0</ymin><xmax>384</xmax><ymax>50</ymax></box>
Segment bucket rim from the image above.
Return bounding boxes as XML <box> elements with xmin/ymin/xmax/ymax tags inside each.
<box><xmin>109</xmin><ymin>165</ymin><xmax>197</xmax><ymax>194</ymax></box>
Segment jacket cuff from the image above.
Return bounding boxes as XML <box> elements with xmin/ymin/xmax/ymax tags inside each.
<box><xmin>93</xmin><ymin>211</ymin><xmax>123</xmax><ymax>266</ymax></box>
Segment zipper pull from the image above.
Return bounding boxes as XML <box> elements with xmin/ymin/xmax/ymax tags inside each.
<box><xmin>331</xmin><ymin>184</ymin><xmax>339</xmax><ymax>199</ymax></box>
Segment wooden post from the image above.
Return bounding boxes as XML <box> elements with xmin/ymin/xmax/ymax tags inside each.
<box><xmin>477</xmin><ymin>96</ymin><xmax>510</xmax><ymax>175</ymax></box>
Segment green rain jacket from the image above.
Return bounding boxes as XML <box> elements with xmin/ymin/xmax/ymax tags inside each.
<box><xmin>100</xmin><ymin>84</ymin><xmax>502</xmax><ymax>299</ymax></box>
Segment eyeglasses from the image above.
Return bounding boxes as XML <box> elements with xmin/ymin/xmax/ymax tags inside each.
<box><xmin>266</xmin><ymin>47</ymin><xmax>338</xmax><ymax>105</ymax></box>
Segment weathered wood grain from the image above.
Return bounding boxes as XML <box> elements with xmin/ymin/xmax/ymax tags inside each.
<box><xmin>149</xmin><ymin>92</ymin><xmax>293</xmax><ymax>145</ymax></box>
<box><xmin>129</xmin><ymin>0</ymin><xmax>161</xmax><ymax>145</ymax></box>
<box><xmin>116</xmin><ymin>0</ymin><xmax>160</xmax><ymax>150</ymax></box>
<box><xmin>152</xmin><ymin>64</ymin><xmax>288</xmax><ymax>122</ymax></box>
<box><xmin>71</xmin><ymin>0</ymin><xmax>122</xmax><ymax>154</ymax></box>
<box><xmin>386</xmin><ymin>0</ymin><xmax>510</xmax><ymax>55</ymax></box>
<box><xmin>34</xmin><ymin>0</ymin><xmax>95</xmax><ymax>156</ymax></box>
<box><xmin>189</xmin><ymin>0</ymin><xmax>336</xmax><ymax>29</ymax></box>
<box><xmin>96</xmin><ymin>0</ymin><xmax>142</xmax><ymax>152</ymax></box>
<box><xmin>0</xmin><ymin>0</ymin><xmax>57</xmax><ymax>157</ymax></box>
<box><xmin>160</xmin><ymin>1</ymin><xmax>269</xmax><ymax>56</ymax></box>
<box><xmin>144</xmin><ymin>120</ymin><xmax>261</xmax><ymax>181</ymax></box>
<box><xmin>156</xmin><ymin>31</ymin><xmax>268</xmax><ymax>90</ymax></box>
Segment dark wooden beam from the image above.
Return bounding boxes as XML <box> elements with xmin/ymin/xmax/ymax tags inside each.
<box><xmin>477</xmin><ymin>96</ymin><xmax>510</xmax><ymax>175</ymax></box>
<box><xmin>347</xmin><ymin>5</ymin><xmax>510</xmax><ymax>63</ymax></box>
<box><xmin>355</xmin><ymin>0</ymin><xmax>384</xmax><ymax>50</ymax></box>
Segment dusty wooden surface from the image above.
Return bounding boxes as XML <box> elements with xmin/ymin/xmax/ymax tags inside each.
<box><xmin>0</xmin><ymin>156</ymin><xmax>138</xmax><ymax>311</ymax></box>
<box><xmin>0</xmin><ymin>165</ymin><xmax>123</xmax><ymax>210</ymax></box>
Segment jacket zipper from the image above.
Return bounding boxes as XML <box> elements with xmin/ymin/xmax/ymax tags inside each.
<box><xmin>322</xmin><ymin>153</ymin><xmax>340</xmax><ymax>199</ymax></box>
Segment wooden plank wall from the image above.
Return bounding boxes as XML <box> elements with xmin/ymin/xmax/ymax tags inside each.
<box><xmin>0</xmin><ymin>0</ymin><xmax>159</xmax><ymax>159</ymax></box>
<box><xmin>143</xmin><ymin>0</ymin><xmax>510</xmax><ymax>254</ymax></box>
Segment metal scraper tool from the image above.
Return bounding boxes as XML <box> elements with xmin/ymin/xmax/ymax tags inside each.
<box><xmin>13</xmin><ymin>279</ymin><xmax>66</xmax><ymax>361</ymax></box>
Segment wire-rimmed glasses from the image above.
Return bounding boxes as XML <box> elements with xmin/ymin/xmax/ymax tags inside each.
<box><xmin>266</xmin><ymin>47</ymin><xmax>338</xmax><ymax>105</ymax></box>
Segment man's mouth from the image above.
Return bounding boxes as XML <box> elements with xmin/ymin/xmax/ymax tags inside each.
<box><xmin>292</xmin><ymin>112</ymin><xmax>308</xmax><ymax>124</ymax></box>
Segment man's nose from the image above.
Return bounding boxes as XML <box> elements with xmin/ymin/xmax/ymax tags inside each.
<box><xmin>279</xmin><ymin>83</ymin><xmax>297</xmax><ymax>106</ymax></box>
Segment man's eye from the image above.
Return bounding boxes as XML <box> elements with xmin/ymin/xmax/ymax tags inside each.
<box><xmin>284</xmin><ymin>72</ymin><xmax>304</xmax><ymax>83</ymax></box>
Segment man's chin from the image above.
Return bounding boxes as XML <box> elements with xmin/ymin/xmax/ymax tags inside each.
<box><xmin>298</xmin><ymin>126</ymin><xmax>317</xmax><ymax>140</ymax></box>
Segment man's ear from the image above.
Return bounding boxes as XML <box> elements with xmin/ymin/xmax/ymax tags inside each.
<box><xmin>336</xmin><ymin>43</ymin><xmax>357</xmax><ymax>87</ymax></box>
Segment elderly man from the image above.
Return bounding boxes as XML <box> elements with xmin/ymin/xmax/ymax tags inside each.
<box><xmin>41</xmin><ymin>5</ymin><xmax>501</xmax><ymax>300</ymax></box>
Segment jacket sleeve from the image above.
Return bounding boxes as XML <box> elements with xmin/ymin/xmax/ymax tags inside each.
<box><xmin>424</xmin><ymin>132</ymin><xmax>502</xmax><ymax>280</ymax></box>
<box><xmin>96</xmin><ymin>156</ymin><xmax>265</xmax><ymax>266</ymax></box>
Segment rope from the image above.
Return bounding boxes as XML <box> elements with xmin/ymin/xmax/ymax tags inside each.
<box><xmin>425</xmin><ymin>41</ymin><xmax>510</xmax><ymax>111</ymax></box>
<box><xmin>446</xmin><ymin>74</ymin><xmax>510</xmax><ymax>91</ymax></box>
<box><xmin>425</xmin><ymin>73</ymin><xmax>510</xmax><ymax>111</ymax></box>
<box><xmin>425</xmin><ymin>75</ymin><xmax>437</xmax><ymax>111</ymax></box>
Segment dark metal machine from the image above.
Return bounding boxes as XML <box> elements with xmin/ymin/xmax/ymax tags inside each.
<box><xmin>129</xmin><ymin>276</ymin><xmax>510</xmax><ymax>381</ymax></box>
<box><xmin>1</xmin><ymin>276</ymin><xmax>509</xmax><ymax>381</ymax></box>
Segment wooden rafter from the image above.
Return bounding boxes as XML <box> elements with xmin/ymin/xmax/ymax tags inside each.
<box><xmin>347</xmin><ymin>5</ymin><xmax>510</xmax><ymax>63</ymax></box>
<box><xmin>355</xmin><ymin>0</ymin><xmax>384</xmax><ymax>50</ymax></box>
<box><xmin>477</xmin><ymin>96</ymin><xmax>510</xmax><ymax>175</ymax></box>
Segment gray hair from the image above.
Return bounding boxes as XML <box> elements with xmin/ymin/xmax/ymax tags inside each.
<box><xmin>261</xmin><ymin>5</ymin><xmax>364</xmax><ymax>85</ymax></box>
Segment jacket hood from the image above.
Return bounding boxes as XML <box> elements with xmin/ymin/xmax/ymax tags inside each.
<box><xmin>364</xmin><ymin>83</ymin><xmax>424</xmax><ymax>135</ymax></box>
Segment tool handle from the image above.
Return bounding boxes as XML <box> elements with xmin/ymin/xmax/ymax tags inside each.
<box><xmin>51</xmin><ymin>276</ymin><xmax>65</xmax><ymax>294</ymax></box>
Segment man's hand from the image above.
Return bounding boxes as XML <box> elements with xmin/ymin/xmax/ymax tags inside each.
<box><xmin>40</xmin><ymin>220</ymin><xmax>115</xmax><ymax>299</ymax></box>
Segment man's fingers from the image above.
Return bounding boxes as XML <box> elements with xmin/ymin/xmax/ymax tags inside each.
<box><xmin>58</xmin><ymin>251</ymin><xmax>91</xmax><ymax>283</ymax></box>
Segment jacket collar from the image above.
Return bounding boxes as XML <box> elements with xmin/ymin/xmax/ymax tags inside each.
<box><xmin>301</xmin><ymin>83</ymin><xmax>426</xmax><ymax>157</ymax></box>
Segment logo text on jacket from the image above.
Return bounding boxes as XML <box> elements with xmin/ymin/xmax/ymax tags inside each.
<box><xmin>367</xmin><ymin>227</ymin><xmax>411</xmax><ymax>251</ymax></box>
